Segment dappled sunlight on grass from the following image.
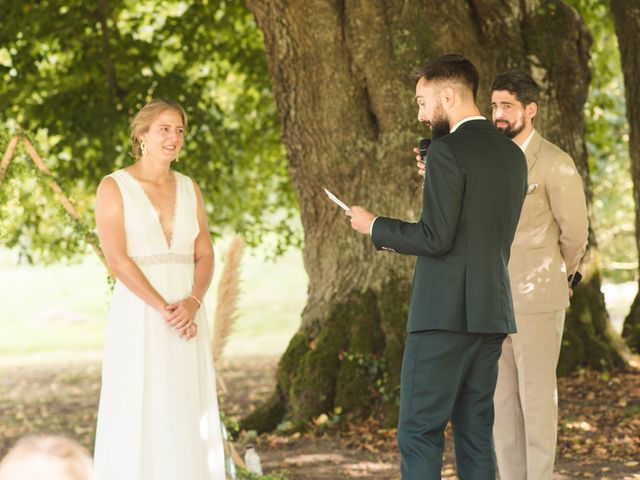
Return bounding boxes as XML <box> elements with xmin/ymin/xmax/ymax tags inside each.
<box><xmin>0</xmin><ymin>253</ymin><xmax>110</xmax><ymax>356</ymax></box>
<box><xmin>0</xmin><ymin>243</ymin><xmax>307</xmax><ymax>360</ymax></box>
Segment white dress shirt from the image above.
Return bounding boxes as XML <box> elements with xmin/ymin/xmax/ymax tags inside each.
<box><xmin>519</xmin><ymin>129</ymin><xmax>536</xmax><ymax>153</ymax></box>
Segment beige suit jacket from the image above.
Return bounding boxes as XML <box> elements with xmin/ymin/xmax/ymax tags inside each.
<box><xmin>509</xmin><ymin>131</ymin><xmax>589</xmax><ymax>314</ymax></box>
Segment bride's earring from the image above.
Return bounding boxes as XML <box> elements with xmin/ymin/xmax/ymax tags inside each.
<box><xmin>140</xmin><ymin>140</ymin><xmax>147</xmax><ymax>158</ymax></box>
<box><xmin>175</xmin><ymin>153</ymin><xmax>179</xmax><ymax>163</ymax></box>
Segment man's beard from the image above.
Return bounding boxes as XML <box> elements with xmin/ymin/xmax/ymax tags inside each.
<box><xmin>495</xmin><ymin>119</ymin><xmax>524</xmax><ymax>139</ymax></box>
<box><xmin>429</xmin><ymin>105</ymin><xmax>450</xmax><ymax>140</ymax></box>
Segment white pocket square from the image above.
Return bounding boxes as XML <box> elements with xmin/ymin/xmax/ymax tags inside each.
<box><xmin>527</xmin><ymin>183</ymin><xmax>539</xmax><ymax>194</ymax></box>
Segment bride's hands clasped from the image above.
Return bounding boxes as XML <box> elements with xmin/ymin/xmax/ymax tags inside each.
<box><xmin>164</xmin><ymin>296</ymin><xmax>201</xmax><ymax>340</ymax></box>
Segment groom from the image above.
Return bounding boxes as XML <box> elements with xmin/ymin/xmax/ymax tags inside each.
<box><xmin>347</xmin><ymin>54</ymin><xmax>527</xmax><ymax>479</ymax></box>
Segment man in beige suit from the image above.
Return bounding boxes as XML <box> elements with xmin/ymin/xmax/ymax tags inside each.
<box><xmin>490</xmin><ymin>71</ymin><xmax>589</xmax><ymax>479</ymax></box>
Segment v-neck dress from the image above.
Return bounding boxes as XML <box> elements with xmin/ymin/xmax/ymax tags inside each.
<box><xmin>94</xmin><ymin>169</ymin><xmax>226</xmax><ymax>480</ymax></box>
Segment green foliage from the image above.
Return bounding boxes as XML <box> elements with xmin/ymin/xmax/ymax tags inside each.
<box><xmin>622</xmin><ymin>292</ymin><xmax>640</xmax><ymax>352</ymax></box>
<box><xmin>0</xmin><ymin>0</ymin><xmax>300</xmax><ymax>263</ymax></box>
<box><xmin>560</xmin><ymin>273</ymin><xmax>627</xmax><ymax>375</ymax></box>
<box><xmin>340</xmin><ymin>352</ymin><xmax>389</xmax><ymax>401</ymax></box>
<box><xmin>0</xmin><ymin>135</ymin><xmax>97</xmax><ymax>262</ymax></box>
<box><xmin>565</xmin><ymin>0</ymin><xmax>635</xmax><ymax>281</ymax></box>
<box><xmin>236</xmin><ymin>470</ymin><xmax>288</xmax><ymax>480</ymax></box>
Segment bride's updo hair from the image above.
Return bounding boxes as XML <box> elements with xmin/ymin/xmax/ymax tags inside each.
<box><xmin>130</xmin><ymin>99</ymin><xmax>188</xmax><ymax>159</ymax></box>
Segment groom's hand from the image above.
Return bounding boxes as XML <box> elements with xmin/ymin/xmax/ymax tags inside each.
<box><xmin>347</xmin><ymin>206</ymin><xmax>375</xmax><ymax>235</ymax></box>
<box><xmin>413</xmin><ymin>147</ymin><xmax>426</xmax><ymax>177</ymax></box>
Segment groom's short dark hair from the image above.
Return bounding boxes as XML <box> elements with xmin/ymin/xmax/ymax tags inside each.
<box><xmin>415</xmin><ymin>54</ymin><xmax>480</xmax><ymax>100</ymax></box>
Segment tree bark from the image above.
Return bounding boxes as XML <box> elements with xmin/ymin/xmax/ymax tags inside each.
<box><xmin>241</xmin><ymin>0</ymin><xmax>626</xmax><ymax>431</ymax></box>
<box><xmin>611</xmin><ymin>0</ymin><xmax>640</xmax><ymax>352</ymax></box>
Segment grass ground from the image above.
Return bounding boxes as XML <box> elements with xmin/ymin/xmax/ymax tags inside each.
<box><xmin>0</xmin><ymin>244</ymin><xmax>634</xmax><ymax>360</ymax></box>
<box><xmin>0</xmin><ymin>241</ymin><xmax>306</xmax><ymax>360</ymax></box>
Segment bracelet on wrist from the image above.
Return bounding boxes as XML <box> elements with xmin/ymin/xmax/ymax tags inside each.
<box><xmin>188</xmin><ymin>294</ymin><xmax>202</xmax><ymax>307</ymax></box>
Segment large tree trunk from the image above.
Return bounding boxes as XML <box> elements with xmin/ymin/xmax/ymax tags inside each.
<box><xmin>611</xmin><ymin>0</ymin><xmax>640</xmax><ymax>353</ymax></box>
<box><xmin>241</xmin><ymin>0</ymin><xmax>625</xmax><ymax>432</ymax></box>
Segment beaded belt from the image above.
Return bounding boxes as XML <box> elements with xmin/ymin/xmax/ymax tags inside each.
<box><xmin>131</xmin><ymin>253</ymin><xmax>194</xmax><ymax>266</ymax></box>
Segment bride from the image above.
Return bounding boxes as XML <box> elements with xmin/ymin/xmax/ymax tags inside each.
<box><xmin>93</xmin><ymin>99</ymin><xmax>226</xmax><ymax>479</ymax></box>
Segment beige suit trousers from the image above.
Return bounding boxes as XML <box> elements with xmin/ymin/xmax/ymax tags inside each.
<box><xmin>494</xmin><ymin>309</ymin><xmax>565</xmax><ymax>480</ymax></box>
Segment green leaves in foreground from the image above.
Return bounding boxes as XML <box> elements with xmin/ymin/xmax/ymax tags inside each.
<box><xmin>0</xmin><ymin>0</ymin><xmax>300</xmax><ymax>262</ymax></box>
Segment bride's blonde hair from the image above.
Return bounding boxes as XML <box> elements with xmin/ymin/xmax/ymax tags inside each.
<box><xmin>130</xmin><ymin>99</ymin><xmax>188</xmax><ymax>159</ymax></box>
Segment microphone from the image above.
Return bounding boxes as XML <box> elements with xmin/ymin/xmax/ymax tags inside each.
<box><xmin>418</xmin><ymin>139</ymin><xmax>431</xmax><ymax>188</ymax></box>
<box><xmin>569</xmin><ymin>271</ymin><xmax>582</xmax><ymax>288</ymax></box>
<box><xmin>419</xmin><ymin>138</ymin><xmax>431</xmax><ymax>159</ymax></box>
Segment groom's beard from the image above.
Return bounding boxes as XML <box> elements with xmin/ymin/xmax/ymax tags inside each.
<box><xmin>429</xmin><ymin>105</ymin><xmax>451</xmax><ymax>140</ymax></box>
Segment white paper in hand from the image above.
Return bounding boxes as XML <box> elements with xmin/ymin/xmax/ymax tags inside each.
<box><xmin>323</xmin><ymin>187</ymin><xmax>351</xmax><ymax>211</ymax></box>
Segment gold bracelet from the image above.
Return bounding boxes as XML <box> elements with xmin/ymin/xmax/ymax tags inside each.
<box><xmin>188</xmin><ymin>294</ymin><xmax>202</xmax><ymax>307</ymax></box>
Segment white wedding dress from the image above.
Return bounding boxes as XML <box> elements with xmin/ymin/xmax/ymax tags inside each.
<box><xmin>94</xmin><ymin>169</ymin><xmax>226</xmax><ymax>480</ymax></box>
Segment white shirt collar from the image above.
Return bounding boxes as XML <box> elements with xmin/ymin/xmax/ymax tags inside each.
<box><xmin>450</xmin><ymin>115</ymin><xmax>486</xmax><ymax>133</ymax></box>
<box><xmin>519</xmin><ymin>129</ymin><xmax>536</xmax><ymax>152</ymax></box>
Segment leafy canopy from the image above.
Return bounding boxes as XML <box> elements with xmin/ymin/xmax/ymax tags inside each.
<box><xmin>0</xmin><ymin>0</ymin><xmax>300</xmax><ymax>263</ymax></box>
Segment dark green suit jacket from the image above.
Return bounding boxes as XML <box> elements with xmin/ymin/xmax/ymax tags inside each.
<box><xmin>372</xmin><ymin>119</ymin><xmax>527</xmax><ymax>334</ymax></box>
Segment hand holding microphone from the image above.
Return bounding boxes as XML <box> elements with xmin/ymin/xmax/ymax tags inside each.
<box><xmin>414</xmin><ymin>138</ymin><xmax>431</xmax><ymax>178</ymax></box>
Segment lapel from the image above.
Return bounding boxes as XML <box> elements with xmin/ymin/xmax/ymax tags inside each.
<box><xmin>524</xmin><ymin>130</ymin><xmax>543</xmax><ymax>172</ymax></box>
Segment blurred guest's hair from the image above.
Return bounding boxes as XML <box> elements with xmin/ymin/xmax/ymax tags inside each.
<box><xmin>0</xmin><ymin>434</ymin><xmax>96</xmax><ymax>480</ymax></box>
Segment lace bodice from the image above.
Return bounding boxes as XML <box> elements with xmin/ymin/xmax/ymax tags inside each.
<box><xmin>109</xmin><ymin>169</ymin><xmax>200</xmax><ymax>261</ymax></box>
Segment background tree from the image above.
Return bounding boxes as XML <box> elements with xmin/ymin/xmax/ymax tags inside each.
<box><xmin>610</xmin><ymin>0</ymin><xmax>640</xmax><ymax>352</ymax></box>
<box><xmin>559</xmin><ymin>0</ymin><xmax>633</xmax><ymax>372</ymax></box>
<box><xmin>0</xmin><ymin>0</ymin><xmax>630</xmax><ymax>431</ymax></box>
<box><xmin>242</xmin><ymin>0</ymin><xmax>626</xmax><ymax>432</ymax></box>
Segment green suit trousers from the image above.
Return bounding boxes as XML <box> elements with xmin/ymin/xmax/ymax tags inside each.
<box><xmin>398</xmin><ymin>330</ymin><xmax>506</xmax><ymax>479</ymax></box>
